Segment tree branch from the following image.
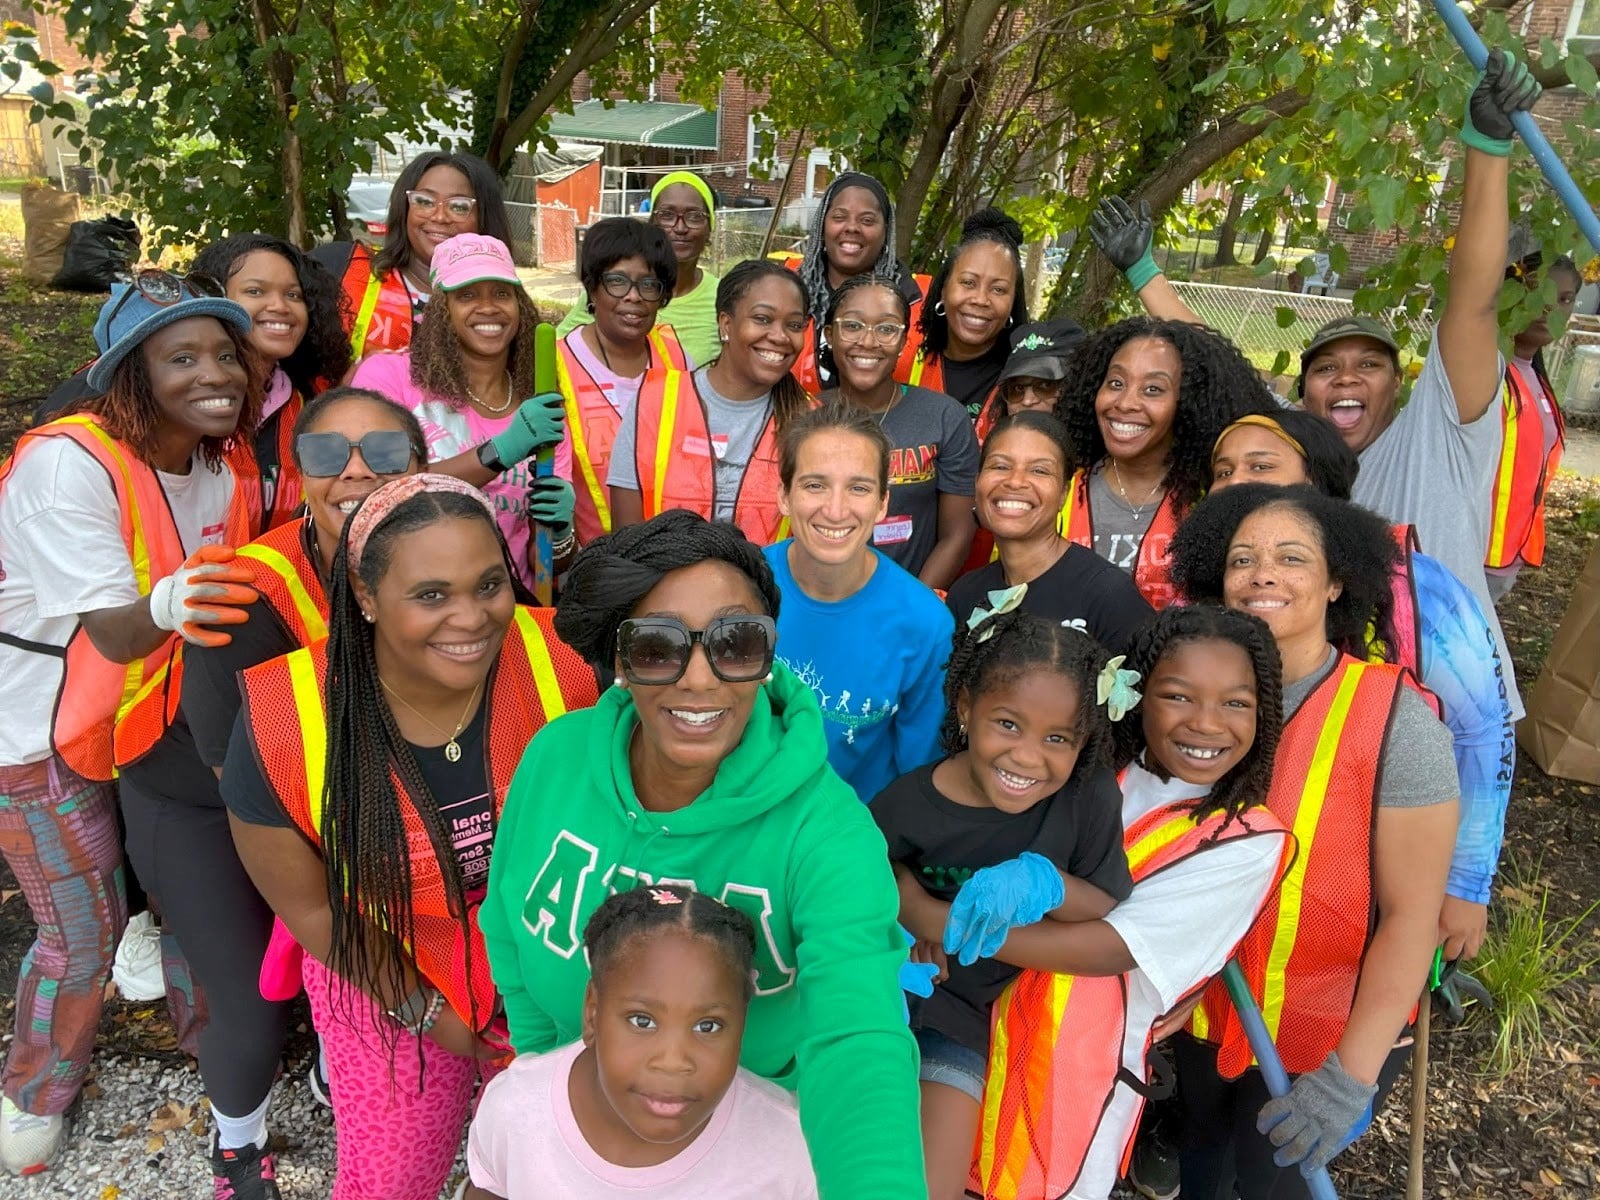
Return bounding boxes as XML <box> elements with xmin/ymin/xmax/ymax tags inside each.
<box><xmin>1532</xmin><ymin>49</ymin><xmax>1600</xmax><ymax>91</ymax></box>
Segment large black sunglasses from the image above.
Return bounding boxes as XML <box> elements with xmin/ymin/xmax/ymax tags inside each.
<box><xmin>617</xmin><ymin>615</ymin><xmax>777</xmax><ymax>685</ymax></box>
<box><xmin>104</xmin><ymin>268</ymin><xmax>226</xmax><ymax>329</ymax></box>
<box><xmin>295</xmin><ymin>430</ymin><xmax>416</xmax><ymax>478</ymax></box>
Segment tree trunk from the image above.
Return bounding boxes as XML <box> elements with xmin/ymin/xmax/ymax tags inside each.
<box><xmin>247</xmin><ymin>0</ymin><xmax>308</xmax><ymax>245</ymax></box>
<box><xmin>1252</xmin><ymin>223</ymin><xmax>1275</xmax><ymax>265</ymax></box>
<box><xmin>1210</xmin><ymin>188</ymin><xmax>1246</xmax><ymax>266</ymax></box>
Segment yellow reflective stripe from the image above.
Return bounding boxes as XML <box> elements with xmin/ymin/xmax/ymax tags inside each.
<box><xmin>513</xmin><ymin>608</ymin><xmax>568</xmax><ymax>721</ymax></box>
<box><xmin>1126</xmin><ymin>811</ymin><xmax>1199</xmax><ymax>873</ymax></box>
<box><xmin>349</xmin><ymin>270</ymin><xmax>383</xmax><ymax>357</ymax></box>
<box><xmin>978</xmin><ymin>978</ymin><xmax>1014</xmax><ymax>1182</ymax></box>
<box><xmin>1055</xmin><ymin>470</ymin><xmax>1081</xmax><ymax>539</ymax></box>
<box><xmin>775</xmin><ymin>515</ymin><xmax>790</xmax><ymax>542</ymax></box>
<box><xmin>1190</xmin><ymin>1002</ymin><xmax>1211</xmax><ymax>1040</ymax></box>
<box><xmin>1258</xmin><ymin>663</ymin><xmax>1366</xmax><ymax>1041</ymax></box>
<box><xmin>980</xmin><ymin>973</ymin><xmax>1074</xmax><ymax>1189</ymax></box>
<box><xmin>556</xmin><ymin>352</ymin><xmax>611</xmax><ymax>534</ymax></box>
<box><xmin>908</xmin><ymin>351</ymin><xmax>926</xmax><ymax>387</ymax></box>
<box><xmin>238</xmin><ymin>544</ymin><xmax>327</xmax><ymax>642</ymax></box>
<box><xmin>1487</xmin><ymin>381</ymin><xmax>1519</xmax><ymax>564</ymax></box>
<box><xmin>650</xmin><ymin>371</ymin><xmax>680</xmax><ymax>517</ymax></box>
<box><xmin>287</xmin><ymin>650</ymin><xmax>328</xmax><ymax>829</ymax></box>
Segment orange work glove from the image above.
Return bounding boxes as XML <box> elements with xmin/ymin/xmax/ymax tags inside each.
<box><xmin>147</xmin><ymin>544</ymin><xmax>258</xmax><ymax>647</ymax></box>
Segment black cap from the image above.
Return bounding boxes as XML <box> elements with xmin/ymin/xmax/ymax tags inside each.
<box><xmin>999</xmin><ymin>318</ymin><xmax>1086</xmax><ymax>384</ymax></box>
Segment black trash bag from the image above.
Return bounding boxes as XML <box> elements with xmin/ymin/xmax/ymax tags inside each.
<box><xmin>50</xmin><ymin>217</ymin><xmax>141</xmax><ymax>293</ymax></box>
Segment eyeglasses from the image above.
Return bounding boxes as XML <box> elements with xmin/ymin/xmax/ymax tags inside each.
<box><xmin>295</xmin><ymin>430</ymin><xmax>416</xmax><ymax>477</ymax></box>
<box><xmin>599</xmin><ymin>272</ymin><xmax>668</xmax><ymax>302</ymax></box>
<box><xmin>406</xmin><ymin>191</ymin><xmax>478</xmax><ymax>219</ymax></box>
<box><xmin>1002</xmin><ymin>377</ymin><xmax>1063</xmax><ymax>402</ymax></box>
<box><xmin>104</xmin><ymin>268</ymin><xmax>225</xmax><ymax>328</ymax></box>
<box><xmin>833</xmin><ymin>318</ymin><xmax>906</xmax><ymax>343</ymax></box>
<box><xmin>616</xmin><ymin>615</ymin><xmax>777</xmax><ymax>685</ymax></box>
<box><xmin>652</xmin><ymin>207</ymin><xmax>710</xmax><ymax>231</ymax></box>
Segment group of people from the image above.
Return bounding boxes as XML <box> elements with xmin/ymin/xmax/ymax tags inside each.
<box><xmin>0</xmin><ymin>46</ymin><xmax>1571</xmax><ymax>1200</ymax></box>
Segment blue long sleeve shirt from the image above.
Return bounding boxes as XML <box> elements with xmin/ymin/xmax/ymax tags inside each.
<box><xmin>764</xmin><ymin>542</ymin><xmax>952</xmax><ymax>802</ymax></box>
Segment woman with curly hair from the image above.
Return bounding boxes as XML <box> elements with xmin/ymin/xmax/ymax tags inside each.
<box><xmin>1055</xmin><ymin>317</ymin><xmax>1276</xmax><ymax>608</ymax></box>
<box><xmin>1165</xmin><ymin>483</ymin><xmax>1459</xmax><ymax>1199</ymax></box>
<box><xmin>192</xmin><ymin>233</ymin><xmax>353</xmax><ymax>536</ymax></box>
<box><xmin>911</xmin><ymin>208</ymin><xmax>1031</xmax><ymax>420</ymax></box>
<box><xmin>351</xmin><ymin>233</ymin><xmax>573</xmax><ymax>590</ymax></box>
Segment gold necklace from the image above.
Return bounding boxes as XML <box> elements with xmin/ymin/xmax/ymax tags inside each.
<box><xmin>379</xmin><ymin>677</ymin><xmax>482</xmax><ymax>763</ymax></box>
<box><xmin>466</xmin><ymin>370</ymin><xmax>514</xmax><ymax>414</ymax></box>
<box><xmin>1109</xmin><ymin>459</ymin><xmax>1166</xmax><ymax>523</ymax></box>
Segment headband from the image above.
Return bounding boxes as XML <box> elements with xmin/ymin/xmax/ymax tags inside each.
<box><xmin>1212</xmin><ymin>413</ymin><xmax>1307</xmax><ymax>463</ymax></box>
<box><xmin>651</xmin><ymin>172</ymin><xmax>716</xmax><ymax>229</ymax></box>
<box><xmin>346</xmin><ymin>473</ymin><xmax>496</xmax><ymax>571</ymax></box>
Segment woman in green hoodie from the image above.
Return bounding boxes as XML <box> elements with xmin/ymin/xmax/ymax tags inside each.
<box><xmin>480</xmin><ymin>509</ymin><xmax>926</xmax><ymax>1198</ymax></box>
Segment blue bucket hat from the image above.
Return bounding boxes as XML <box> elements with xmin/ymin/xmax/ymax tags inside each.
<box><xmin>86</xmin><ymin>282</ymin><xmax>252</xmax><ymax>394</ymax></box>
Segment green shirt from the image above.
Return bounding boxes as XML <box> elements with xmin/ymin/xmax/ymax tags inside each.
<box><xmin>557</xmin><ymin>266</ymin><xmax>722</xmax><ymax>368</ymax></box>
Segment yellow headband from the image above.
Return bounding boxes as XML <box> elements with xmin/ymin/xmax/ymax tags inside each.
<box><xmin>651</xmin><ymin>172</ymin><xmax>715</xmax><ymax>230</ymax></box>
<box><xmin>1212</xmin><ymin>413</ymin><xmax>1306</xmax><ymax>463</ymax></box>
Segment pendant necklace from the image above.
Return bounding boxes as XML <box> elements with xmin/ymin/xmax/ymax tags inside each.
<box><xmin>1109</xmin><ymin>460</ymin><xmax>1166</xmax><ymax>523</ymax></box>
<box><xmin>380</xmin><ymin>678</ymin><xmax>482</xmax><ymax>763</ymax></box>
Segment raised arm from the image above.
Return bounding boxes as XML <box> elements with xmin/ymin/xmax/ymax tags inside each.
<box><xmin>1089</xmin><ymin>196</ymin><xmax>1204</xmax><ymax>325</ymax></box>
<box><xmin>1437</xmin><ymin>50</ymin><xmax>1542</xmax><ymax>423</ymax></box>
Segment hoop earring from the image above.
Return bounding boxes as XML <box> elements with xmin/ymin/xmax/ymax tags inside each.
<box><xmin>933</xmin><ymin>300</ymin><xmax>946</xmax><ymax>317</ymax></box>
<box><xmin>586</xmin><ymin>300</ymin><xmax>596</xmax><ymax>314</ymax></box>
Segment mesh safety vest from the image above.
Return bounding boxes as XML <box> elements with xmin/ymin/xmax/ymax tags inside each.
<box><xmin>0</xmin><ymin>415</ymin><xmax>251</xmax><ymax>780</ymax></box>
<box><xmin>236</xmin><ymin>519</ymin><xmax>328</xmax><ymax>646</ymax></box>
<box><xmin>777</xmin><ymin>254</ymin><xmax>930</xmax><ymax>393</ymax></box>
<box><xmin>1486</xmin><ymin>362</ymin><xmax>1564</xmax><ymax>570</ymax></box>
<box><xmin>1057</xmin><ymin>467</ymin><xmax>1183</xmax><ymax>609</ymax></box>
<box><xmin>340</xmin><ymin>243</ymin><xmax>417</xmax><ymax>359</ymax></box>
<box><xmin>630</xmin><ymin>369</ymin><xmax>792</xmax><ymax>545</ymax></box>
<box><xmin>559</xmin><ymin>325</ymin><xmax>688</xmax><ymax>546</ymax></box>
<box><xmin>970</xmin><ymin>801</ymin><xmax>1292</xmax><ymax>1198</ymax></box>
<box><xmin>228</xmin><ymin>388</ymin><xmax>304</xmax><ymax>539</ymax></box>
<box><xmin>237</xmin><ymin>606</ymin><xmax>599</xmax><ymax>1029</ymax></box>
<box><xmin>1189</xmin><ymin>656</ymin><xmax>1404</xmax><ymax>1077</ymax></box>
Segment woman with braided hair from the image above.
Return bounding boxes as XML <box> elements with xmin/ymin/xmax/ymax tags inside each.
<box><xmin>480</xmin><ymin>508</ymin><xmax>925</xmax><ymax>1198</ymax></box>
<box><xmin>222</xmin><ymin>474</ymin><xmax>598</xmax><ymax>1200</ymax></box>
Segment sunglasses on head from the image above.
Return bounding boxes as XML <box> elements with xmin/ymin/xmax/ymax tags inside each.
<box><xmin>105</xmin><ymin>268</ymin><xmax>226</xmax><ymax>328</ymax></box>
<box><xmin>406</xmin><ymin>191</ymin><xmax>478</xmax><ymax>219</ymax></box>
<box><xmin>616</xmin><ymin>615</ymin><xmax>776</xmax><ymax>686</ymax></box>
<box><xmin>295</xmin><ymin>430</ymin><xmax>415</xmax><ymax>478</ymax></box>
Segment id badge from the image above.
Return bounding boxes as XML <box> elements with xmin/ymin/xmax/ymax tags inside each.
<box><xmin>873</xmin><ymin>515</ymin><xmax>913</xmax><ymax>546</ymax></box>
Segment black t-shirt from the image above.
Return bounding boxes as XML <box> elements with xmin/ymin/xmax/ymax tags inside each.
<box><xmin>221</xmin><ymin>703</ymin><xmax>496</xmax><ymax>892</ymax></box>
<box><xmin>945</xmin><ymin>543</ymin><xmax>1155</xmax><ymax>659</ymax></box>
<box><xmin>942</xmin><ymin>340</ymin><xmax>1011</xmax><ymax>420</ymax></box>
<box><xmin>118</xmin><ymin>711</ymin><xmax>229</xmax><ymax>808</ymax></box>
<box><xmin>181</xmin><ymin>524</ymin><xmax>319</xmax><ymax>769</ymax></box>
<box><xmin>869</xmin><ymin>760</ymin><xmax>1133</xmax><ymax>1054</ymax></box>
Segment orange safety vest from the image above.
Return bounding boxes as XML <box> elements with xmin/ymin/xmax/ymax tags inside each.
<box><xmin>1189</xmin><ymin>656</ymin><xmax>1404</xmax><ymax>1078</ymax></box>
<box><xmin>778</xmin><ymin>255</ymin><xmax>929</xmax><ymax>392</ymax></box>
<box><xmin>1057</xmin><ymin>467</ymin><xmax>1183</xmax><ymax>610</ymax></box>
<box><xmin>340</xmin><ymin>243</ymin><xmax>419</xmax><ymax>359</ymax></box>
<box><xmin>1486</xmin><ymin>362</ymin><xmax>1564</xmax><ymax>570</ymax></box>
<box><xmin>227</xmin><ymin>388</ymin><xmax>305</xmax><ymax>539</ymax></box>
<box><xmin>559</xmin><ymin>325</ymin><xmax>688</xmax><ymax>546</ymax></box>
<box><xmin>236</xmin><ymin>518</ymin><xmax>328</xmax><ymax>646</ymax></box>
<box><xmin>630</xmin><ymin>368</ymin><xmax>793</xmax><ymax>545</ymax></box>
<box><xmin>237</xmin><ymin>606</ymin><xmax>599</xmax><ymax>1029</ymax></box>
<box><xmin>970</xmin><ymin>799</ymin><xmax>1291</xmax><ymax>1199</ymax></box>
<box><xmin>0</xmin><ymin>414</ymin><xmax>251</xmax><ymax>780</ymax></box>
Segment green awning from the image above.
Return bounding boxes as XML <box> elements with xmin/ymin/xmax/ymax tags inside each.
<box><xmin>546</xmin><ymin>100</ymin><xmax>719</xmax><ymax>151</ymax></box>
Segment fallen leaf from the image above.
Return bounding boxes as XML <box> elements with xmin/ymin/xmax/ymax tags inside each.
<box><xmin>115</xmin><ymin>1122</ymin><xmax>137</xmax><ymax>1139</ymax></box>
<box><xmin>1541</xmin><ymin>1168</ymin><xmax>1562</xmax><ymax>1186</ymax></box>
<box><xmin>100</xmin><ymin>1187</ymin><xmax>120</xmax><ymax>1200</ymax></box>
<box><xmin>0</xmin><ymin>889</ymin><xmax>19</xmax><ymax>906</ymax></box>
<box><xmin>147</xmin><ymin>1100</ymin><xmax>192</xmax><ymax>1133</ymax></box>
<box><xmin>145</xmin><ymin>1133</ymin><xmax>165</xmax><ymax>1153</ymax></box>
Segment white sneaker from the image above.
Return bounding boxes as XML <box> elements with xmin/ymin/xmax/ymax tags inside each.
<box><xmin>111</xmin><ymin>911</ymin><xmax>166</xmax><ymax>1002</ymax></box>
<box><xmin>0</xmin><ymin>1096</ymin><xmax>66</xmax><ymax>1176</ymax></box>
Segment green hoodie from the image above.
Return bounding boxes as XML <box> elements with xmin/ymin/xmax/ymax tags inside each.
<box><xmin>481</xmin><ymin>662</ymin><xmax>926</xmax><ymax>1199</ymax></box>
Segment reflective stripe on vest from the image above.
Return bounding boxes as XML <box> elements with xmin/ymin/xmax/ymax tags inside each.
<box><xmin>1486</xmin><ymin>364</ymin><xmax>1565</xmax><ymax>569</ymax></box>
<box><xmin>237</xmin><ymin>521</ymin><xmax>327</xmax><ymax>645</ymax></box>
<box><xmin>972</xmin><ymin>801</ymin><xmax>1292</xmax><ymax>1198</ymax></box>
<box><xmin>242</xmin><ymin>606</ymin><xmax>598</xmax><ymax>1027</ymax></box>
<box><xmin>340</xmin><ymin>245</ymin><xmax>415</xmax><ymax>359</ymax></box>
<box><xmin>907</xmin><ymin>349</ymin><xmax>943</xmax><ymax>393</ymax></box>
<box><xmin>1057</xmin><ymin>468</ymin><xmax>1183</xmax><ymax>609</ymax></box>
<box><xmin>1190</xmin><ymin>657</ymin><xmax>1400</xmax><ymax>1077</ymax></box>
<box><xmin>350</xmin><ymin>268</ymin><xmax>384</xmax><ymax>358</ymax></box>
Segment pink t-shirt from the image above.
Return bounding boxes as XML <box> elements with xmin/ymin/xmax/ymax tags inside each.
<box><xmin>349</xmin><ymin>352</ymin><xmax>534</xmax><ymax>587</ymax></box>
<box><xmin>467</xmin><ymin>1041</ymin><xmax>818</xmax><ymax>1199</ymax></box>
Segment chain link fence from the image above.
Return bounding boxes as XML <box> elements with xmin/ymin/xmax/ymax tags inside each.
<box><xmin>504</xmin><ymin>201</ymin><xmax>578</xmax><ymax>270</ymax></box>
<box><xmin>1545</xmin><ymin>316</ymin><xmax>1600</xmax><ymax>415</ymax></box>
<box><xmin>707</xmin><ymin>208</ymin><xmax>806</xmax><ymax>275</ymax></box>
<box><xmin>1169</xmin><ymin>282</ymin><xmax>1352</xmax><ymax>372</ymax></box>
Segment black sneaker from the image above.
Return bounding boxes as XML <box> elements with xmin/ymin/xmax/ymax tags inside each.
<box><xmin>211</xmin><ymin>1134</ymin><xmax>282</xmax><ymax>1200</ymax></box>
<box><xmin>307</xmin><ymin>1055</ymin><xmax>332</xmax><ymax>1109</ymax></box>
<box><xmin>1128</xmin><ymin>1129</ymin><xmax>1181</xmax><ymax>1200</ymax></box>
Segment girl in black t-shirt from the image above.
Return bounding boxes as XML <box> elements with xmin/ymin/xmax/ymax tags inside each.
<box><xmin>870</xmin><ymin>602</ymin><xmax>1134</xmax><ymax>1200</ymax></box>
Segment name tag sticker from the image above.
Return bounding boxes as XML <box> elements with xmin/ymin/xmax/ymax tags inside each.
<box><xmin>711</xmin><ymin>433</ymin><xmax>730</xmax><ymax>461</ymax></box>
<box><xmin>873</xmin><ymin>515</ymin><xmax>913</xmax><ymax>545</ymax></box>
<box><xmin>682</xmin><ymin>435</ymin><xmax>711</xmax><ymax>457</ymax></box>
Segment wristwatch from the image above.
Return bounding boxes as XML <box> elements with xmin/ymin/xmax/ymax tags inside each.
<box><xmin>477</xmin><ymin>441</ymin><xmax>507</xmax><ymax>473</ymax></box>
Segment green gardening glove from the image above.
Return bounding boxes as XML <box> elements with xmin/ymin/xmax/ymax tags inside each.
<box><xmin>488</xmin><ymin>391</ymin><xmax>565</xmax><ymax>466</ymax></box>
<box><xmin>1089</xmin><ymin>195</ymin><xmax>1161</xmax><ymax>291</ymax></box>
<box><xmin>527</xmin><ymin>476</ymin><xmax>575</xmax><ymax>541</ymax></box>
<box><xmin>1461</xmin><ymin>48</ymin><xmax>1542</xmax><ymax>157</ymax></box>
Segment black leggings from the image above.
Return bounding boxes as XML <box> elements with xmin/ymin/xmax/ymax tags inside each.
<box><xmin>119</xmin><ymin>782</ymin><xmax>289</xmax><ymax>1117</ymax></box>
<box><xmin>1174</xmin><ymin>1031</ymin><xmax>1412</xmax><ymax>1200</ymax></box>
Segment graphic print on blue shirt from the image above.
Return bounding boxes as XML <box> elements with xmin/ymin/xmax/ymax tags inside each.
<box><xmin>780</xmin><ymin>656</ymin><xmax>899</xmax><ymax>747</ymax></box>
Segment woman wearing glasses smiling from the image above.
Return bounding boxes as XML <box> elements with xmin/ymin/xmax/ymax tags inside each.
<box><xmin>481</xmin><ymin>510</ymin><xmax>926</xmax><ymax>1199</ymax></box>
<box><xmin>312</xmin><ymin>151</ymin><xmax>512</xmax><ymax>361</ymax></box>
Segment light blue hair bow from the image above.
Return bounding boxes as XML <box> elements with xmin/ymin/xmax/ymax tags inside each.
<box><xmin>967</xmin><ymin>583</ymin><xmax>1028</xmax><ymax>642</ymax></box>
<box><xmin>1097</xmin><ymin>655</ymin><xmax>1143</xmax><ymax>721</ymax></box>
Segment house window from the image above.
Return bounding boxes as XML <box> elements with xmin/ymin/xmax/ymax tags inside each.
<box><xmin>747</xmin><ymin>115</ymin><xmax>778</xmax><ymax>177</ymax></box>
<box><xmin>1571</xmin><ymin>0</ymin><xmax>1600</xmax><ymax>54</ymax></box>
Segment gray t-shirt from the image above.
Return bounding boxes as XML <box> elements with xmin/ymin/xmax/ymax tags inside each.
<box><xmin>819</xmin><ymin>384</ymin><xmax>979</xmax><ymax>577</ymax></box>
<box><xmin>1087</xmin><ymin>464</ymin><xmax>1162</xmax><ymax>573</ymax></box>
<box><xmin>608</xmin><ymin>366</ymin><xmax>774</xmax><ymax>524</ymax></box>
<box><xmin>1284</xmin><ymin>646</ymin><xmax>1458</xmax><ymax>808</ymax></box>
<box><xmin>1352</xmin><ymin>341</ymin><xmax>1522</xmax><ymax>719</ymax></box>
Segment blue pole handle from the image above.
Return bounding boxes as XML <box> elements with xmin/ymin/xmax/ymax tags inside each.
<box><xmin>1220</xmin><ymin>961</ymin><xmax>1341</xmax><ymax>1200</ymax></box>
<box><xmin>1430</xmin><ymin>0</ymin><xmax>1600</xmax><ymax>252</ymax></box>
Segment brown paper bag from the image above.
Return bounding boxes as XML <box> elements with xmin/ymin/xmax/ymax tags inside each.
<box><xmin>21</xmin><ymin>183</ymin><xmax>81</xmax><ymax>285</ymax></box>
<box><xmin>1517</xmin><ymin>537</ymin><xmax>1600</xmax><ymax>784</ymax></box>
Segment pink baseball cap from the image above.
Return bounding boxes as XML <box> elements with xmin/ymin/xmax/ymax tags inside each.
<box><xmin>429</xmin><ymin>233</ymin><xmax>519</xmax><ymax>291</ymax></box>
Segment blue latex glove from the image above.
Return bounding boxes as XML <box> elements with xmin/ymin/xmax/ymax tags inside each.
<box><xmin>487</xmin><ymin>390</ymin><xmax>566</xmax><ymax>465</ymax></box>
<box><xmin>898</xmin><ymin>926</ymin><xmax>939</xmax><ymax>1000</ymax></box>
<box><xmin>942</xmin><ymin>852</ymin><xmax>1065</xmax><ymax>967</ymax></box>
